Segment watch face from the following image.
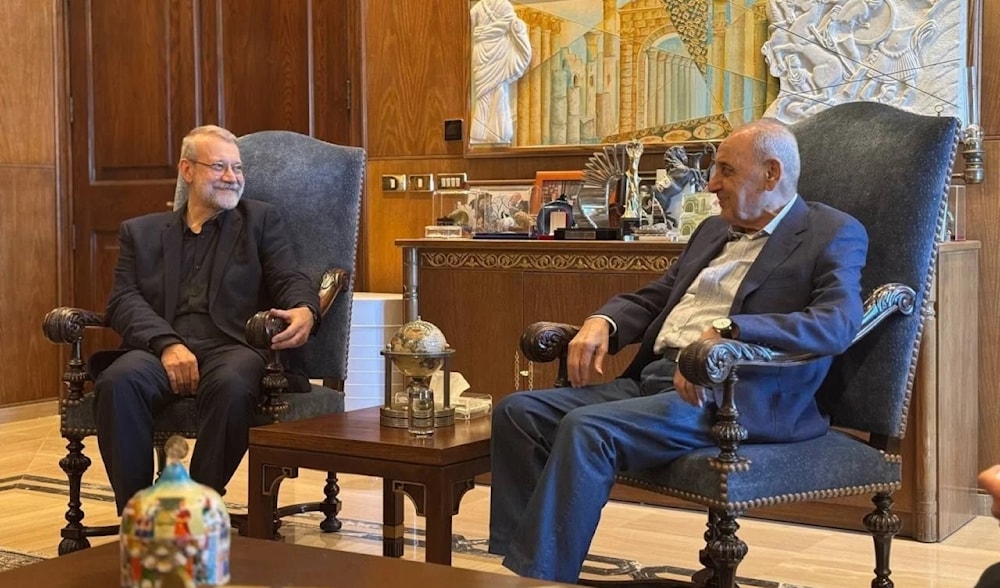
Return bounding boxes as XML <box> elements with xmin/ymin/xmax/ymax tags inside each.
<box><xmin>713</xmin><ymin>318</ymin><xmax>732</xmax><ymax>330</ymax></box>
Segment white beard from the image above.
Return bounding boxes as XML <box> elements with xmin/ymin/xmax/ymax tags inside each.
<box><xmin>206</xmin><ymin>183</ymin><xmax>243</xmax><ymax>210</ymax></box>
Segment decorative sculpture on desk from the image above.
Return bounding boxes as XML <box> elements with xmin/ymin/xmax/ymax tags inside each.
<box><xmin>120</xmin><ymin>436</ymin><xmax>230</xmax><ymax>588</ymax></box>
<box><xmin>653</xmin><ymin>144</ymin><xmax>714</xmax><ymax>228</ymax></box>
<box><xmin>380</xmin><ymin>318</ymin><xmax>456</xmax><ymax>432</ymax></box>
<box><xmin>621</xmin><ymin>139</ymin><xmax>645</xmax><ymax>224</ymax></box>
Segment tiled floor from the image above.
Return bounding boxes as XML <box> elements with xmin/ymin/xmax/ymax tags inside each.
<box><xmin>2</xmin><ymin>409</ymin><xmax>999</xmax><ymax>587</ymax></box>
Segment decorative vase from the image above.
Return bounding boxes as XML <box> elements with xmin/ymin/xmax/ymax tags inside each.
<box><xmin>120</xmin><ymin>436</ymin><xmax>231</xmax><ymax>588</ymax></box>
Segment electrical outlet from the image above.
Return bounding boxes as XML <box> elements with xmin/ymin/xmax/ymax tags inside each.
<box><xmin>408</xmin><ymin>174</ymin><xmax>435</xmax><ymax>192</ymax></box>
<box><xmin>436</xmin><ymin>173</ymin><xmax>468</xmax><ymax>190</ymax></box>
<box><xmin>381</xmin><ymin>174</ymin><xmax>407</xmax><ymax>192</ymax></box>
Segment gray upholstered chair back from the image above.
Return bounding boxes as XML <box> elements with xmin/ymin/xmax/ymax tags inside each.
<box><xmin>792</xmin><ymin>102</ymin><xmax>959</xmax><ymax>439</ymax></box>
<box><xmin>236</xmin><ymin>131</ymin><xmax>365</xmax><ymax>382</ymax></box>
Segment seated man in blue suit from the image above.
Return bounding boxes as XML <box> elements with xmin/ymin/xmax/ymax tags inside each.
<box><xmin>95</xmin><ymin>125</ymin><xmax>321</xmax><ymax>512</ymax></box>
<box><xmin>488</xmin><ymin>119</ymin><xmax>869</xmax><ymax>583</ymax></box>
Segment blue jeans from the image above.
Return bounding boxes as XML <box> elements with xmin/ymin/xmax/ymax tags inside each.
<box><xmin>487</xmin><ymin>358</ymin><xmax>716</xmax><ymax>583</ymax></box>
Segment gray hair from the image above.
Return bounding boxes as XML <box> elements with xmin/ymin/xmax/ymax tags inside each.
<box><xmin>174</xmin><ymin>125</ymin><xmax>238</xmax><ymax>210</ymax></box>
<box><xmin>179</xmin><ymin>125</ymin><xmax>238</xmax><ymax>161</ymax></box>
<box><xmin>746</xmin><ymin>118</ymin><xmax>801</xmax><ymax>190</ymax></box>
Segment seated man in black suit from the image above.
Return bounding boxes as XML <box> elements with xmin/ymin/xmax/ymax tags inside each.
<box><xmin>95</xmin><ymin>125</ymin><xmax>321</xmax><ymax>512</ymax></box>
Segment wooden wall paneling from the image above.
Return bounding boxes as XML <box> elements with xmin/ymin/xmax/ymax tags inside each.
<box><xmin>365</xmin><ymin>158</ymin><xmax>468</xmax><ymax>293</ymax></box>
<box><xmin>415</xmin><ymin>269</ymin><xmax>524</xmax><ymax>399</ymax></box>
<box><xmin>312</xmin><ymin>0</ymin><xmax>364</xmax><ymax>147</ymax></box>
<box><xmin>0</xmin><ymin>0</ymin><xmax>63</xmax><ymax>405</ymax></box>
<box><xmin>935</xmin><ymin>244</ymin><xmax>980</xmax><ymax>537</ymax></box>
<box><xmin>0</xmin><ymin>1</ymin><xmax>56</xmax><ymax>164</ymax></box>
<box><xmin>968</xmin><ymin>142</ymin><xmax>1000</xmax><ymax>471</ymax></box>
<box><xmin>211</xmin><ymin>0</ymin><xmax>311</xmax><ymax>134</ymax></box>
<box><xmin>0</xmin><ymin>167</ymin><xmax>61</xmax><ymax>405</ymax></box>
<box><xmin>967</xmin><ymin>0</ymin><xmax>1000</xmax><ymax>472</ymax></box>
<box><xmin>363</xmin><ymin>0</ymin><xmax>468</xmax><ymax>158</ymax></box>
<box><xmin>520</xmin><ymin>272</ymin><xmax>643</xmax><ymax>390</ymax></box>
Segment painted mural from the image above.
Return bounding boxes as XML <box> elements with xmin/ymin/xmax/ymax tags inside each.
<box><xmin>469</xmin><ymin>0</ymin><xmax>772</xmax><ymax>148</ymax></box>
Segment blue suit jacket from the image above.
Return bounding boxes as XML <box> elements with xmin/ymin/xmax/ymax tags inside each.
<box><xmin>595</xmin><ymin>197</ymin><xmax>868</xmax><ymax>442</ymax></box>
<box><xmin>104</xmin><ymin>199</ymin><xmax>318</xmax><ymax>354</ymax></box>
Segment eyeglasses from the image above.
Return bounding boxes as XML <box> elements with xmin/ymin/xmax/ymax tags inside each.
<box><xmin>187</xmin><ymin>159</ymin><xmax>244</xmax><ymax>175</ymax></box>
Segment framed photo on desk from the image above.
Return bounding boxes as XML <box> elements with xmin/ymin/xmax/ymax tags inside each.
<box><xmin>534</xmin><ymin>171</ymin><xmax>583</xmax><ymax>207</ymax></box>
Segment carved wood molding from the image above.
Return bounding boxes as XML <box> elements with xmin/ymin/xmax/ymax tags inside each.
<box><xmin>419</xmin><ymin>251</ymin><xmax>678</xmax><ymax>273</ymax></box>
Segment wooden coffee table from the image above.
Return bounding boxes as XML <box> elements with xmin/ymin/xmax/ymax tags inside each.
<box><xmin>0</xmin><ymin>536</ymin><xmax>568</xmax><ymax>587</ymax></box>
<box><xmin>247</xmin><ymin>406</ymin><xmax>492</xmax><ymax>565</ymax></box>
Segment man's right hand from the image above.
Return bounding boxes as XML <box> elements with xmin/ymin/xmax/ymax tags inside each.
<box><xmin>160</xmin><ymin>343</ymin><xmax>200</xmax><ymax>396</ymax></box>
<box><xmin>567</xmin><ymin>317</ymin><xmax>611</xmax><ymax>388</ymax></box>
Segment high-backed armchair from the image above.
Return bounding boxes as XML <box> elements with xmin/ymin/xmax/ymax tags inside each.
<box><xmin>520</xmin><ymin>102</ymin><xmax>959</xmax><ymax>588</ymax></box>
<box><xmin>43</xmin><ymin>131</ymin><xmax>365</xmax><ymax>555</ymax></box>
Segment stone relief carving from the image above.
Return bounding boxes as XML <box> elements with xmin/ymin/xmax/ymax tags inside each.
<box><xmin>470</xmin><ymin>0</ymin><xmax>532</xmax><ymax>145</ymax></box>
<box><xmin>762</xmin><ymin>0</ymin><xmax>967</xmax><ymax>123</ymax></box>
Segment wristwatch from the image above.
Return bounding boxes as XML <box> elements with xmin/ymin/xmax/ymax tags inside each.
<box><xmin>712</xmin><ymin>317</ymin><xmax>737</xmax><ymax>339</ymax></box>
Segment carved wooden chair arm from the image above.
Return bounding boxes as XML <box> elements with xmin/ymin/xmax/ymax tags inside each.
<box><xmin>245</xmin><ymin>268</ymin><xmax>350</xmax><ymax>416</ymax></box>
<box><xmin>42</xmin><ymin>307</ymin><xmax>107</xmax><ymax>345</ymax></box>
<box><xmin>42</xmin><ymin>307</ymin><xmax>107</xmax><ymax>405</ymax></box>
<box><xmin>677</xmin><ymin>283</ymin><xmax>916</xmax><ymax>388</ymax></box>
<box><xmin>676</xmin><ymin>282</ymin><xmax>916</xmax><ymax>466</ymax></box>
<box><xmin>520</xmin><ymin>321</ymin><xmax>580</xmax><ymax>388</ymax></box>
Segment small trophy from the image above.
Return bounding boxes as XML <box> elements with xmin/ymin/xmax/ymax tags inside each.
<box><xmin>621</xmin><ymin>139</ymin><xmax>645</xmax><ymax>235</ymax></box>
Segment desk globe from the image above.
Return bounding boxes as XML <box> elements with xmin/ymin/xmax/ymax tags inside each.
<box><xmin>380</xmin><ymin>318</ymin><xmax>455</xmax><ymax>430</ymax></box>
<box><xmin>120</xmin><ymin>436</ymin><xmax>230</xmax><ymax>587</ymax></box>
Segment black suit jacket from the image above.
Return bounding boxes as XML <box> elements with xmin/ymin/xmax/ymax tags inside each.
<box><xmin>105</xmin><ymin>199</ymin><xmax>318</xmax><ymax>354</ymax></box>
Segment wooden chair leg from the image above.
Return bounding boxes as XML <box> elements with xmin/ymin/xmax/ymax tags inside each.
<box><xmin>692</xmin><ymin>509</ymin><xmax>721</xmax><ymax>586</ymax></box>
<box><xmin>318</xmin><ymin>471</ymin><xmax>343</xmax><ymax>532</ymax></box>
<box><xmin>58</xmin><ymin>436</ymin><xmax>92</xmax><ymax>555</ymax></box>
<box><xmin>706</xmin><ymin>511</ymin><xmax>747</xmax><ymax>588</ymax></box>
<box><xmin>864</xmin><ymin>492</ymin><xmax>900</xmax><ymax>588</ymax></box>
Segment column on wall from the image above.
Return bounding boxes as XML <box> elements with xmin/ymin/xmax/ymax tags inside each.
<box><xmin>582</xmin><ymin>31</ymin><xmax>599</xmax><ymax>142</ymax></box>
<box><xmin>568</xmin><ymin>68</ymin><xmax>582</xmax><ymax>144</ymax></box>
<box><xmin>550</xmin><ymin>47</ymin><xmax>569</xmax><ymax>144</ymax></box>
<box><xmin>710</xmin><ymin>0</ymin><xmax>728</xmax><ymax>116</ymax></box>
<box><xmin>726</xmin><ymin>2</ymin><xmax>746</xmax><ymax>125</ymax></box>
<box><xmin>598</xmin><ymin>0</ymin><xmax>618</xmax><ymax>139</ymax></box>
<box><xmin>645</xmin><ymin>47</ymin><xmax>658</xmax><ymax>128</ymax></box>
<box><xmin>540</xmin><ymin>26</ymin><xmax>553</xmax><ymax>144</ymax></box>
<box><xmin>751</xmin><ymin>0</ymin><xmax>770</xmax><ymax>118</ymax></box>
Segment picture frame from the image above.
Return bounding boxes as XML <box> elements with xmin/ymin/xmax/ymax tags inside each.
<box><xmin>533</xmin><ymin>171</ymin><xmax>583</xmax><ymax>209</ymax></box>
<box><xmin>464</xmin><ymin>180</ymin><xmax>537</xmax><ymax>233</ymax></box>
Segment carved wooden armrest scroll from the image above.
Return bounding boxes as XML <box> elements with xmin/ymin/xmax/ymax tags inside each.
<box><xmin>520</xmin><ymin>322</ymin><xmax>580</xmax><ymax>388</ymax></box>
<box><xmin>675</xmin><ymin>282</ymin><xmax>915</xmax><ymax>469</ymax></box>
<box><xmin>42</xmin><ymin>307</ymin><xmax>106</xmax><ymax>406</ymax></box>
<box><xmin>245</xmin><ymin>268</ymin><xmax>350</xmax><ymax>416</ymax></box>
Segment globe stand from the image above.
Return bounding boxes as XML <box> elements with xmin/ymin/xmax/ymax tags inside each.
<box><xmin>379</xmin><ymin>351</ymin><xmax>455</xmax><ymax>429</ymax></box>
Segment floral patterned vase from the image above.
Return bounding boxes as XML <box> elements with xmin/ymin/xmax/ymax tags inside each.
<box><xmin>120</xmin><ymin>436</ymin><xmax>230</xmax><ymax>587</ymax></box>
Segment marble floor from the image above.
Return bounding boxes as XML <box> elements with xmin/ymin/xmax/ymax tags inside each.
<box><xmin>1</xmin><ymin>406</ymin><xmax>999</xmax><ymax>587</ymax></box>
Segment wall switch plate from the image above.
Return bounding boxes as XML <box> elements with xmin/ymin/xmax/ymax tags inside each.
<box><xmin>444</xmin><ymin>119</ymin><xmax>463</xmax><ymax>141</ymax></box>
<box><xmin>381</xmin><ymin>174</ymin><xmax>406</xmax><ymax>191</ymax></box>
<box><xmin>408</xmin><ymin>174</ymin><xmax>435</xmax><ymax>192</ymax></box>
<box><xmin>436</xmin><ymin>173</ymin><xmax>468</xmax><ymax>190</ymax></box>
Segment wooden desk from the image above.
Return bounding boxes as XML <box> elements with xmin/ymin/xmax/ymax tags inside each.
<box><xmin>247</xmin><ymin>407</ymin><xmax>491</xmax><ymax>565</ymax></box>
<box><xmin>396</xmin><ymin>238</ymin><xmax>980</xmax><ymax>542</ymax></box>
<box><xmin>0</xmin><ymin>536</ymin><xmax>567</xmax><ymax>587</ymax></box>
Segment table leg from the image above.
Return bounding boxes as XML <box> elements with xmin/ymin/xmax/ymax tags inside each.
<box><xmin>383</xmin><ymin>477</ymin><xmax>404</xmax><ymax>558</ymax></box>
<box><xmin>423</xmin><ymin>475</ymin><xmax>476</xmax><ymax>565</ymax></box>
<box><xmin>248</xmin><ymin>459</ymin><xmax>293</xmax><ymax>540</ymax></box>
